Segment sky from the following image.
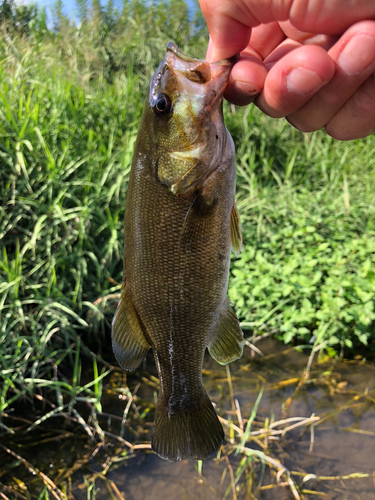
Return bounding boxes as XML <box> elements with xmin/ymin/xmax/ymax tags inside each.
<box><xmin>30</xmin><ymin>0</ymin><xmax>198</xmax><ymax>23</ymax></box>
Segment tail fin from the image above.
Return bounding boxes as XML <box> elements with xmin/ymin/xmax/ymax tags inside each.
<box><xmin>152</xmin><ymin>392</ymin><xmax>224</xmax><ymax>462</ymax></box>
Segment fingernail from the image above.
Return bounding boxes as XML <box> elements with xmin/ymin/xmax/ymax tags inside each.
<box><xmin>286</xmin><ymin>68</ymin><xmax>324</xmax><ymax>96</ymax></box>
<box><xmin>233</xmin><ymin>81</ymin><xmax>259</xmax><ymax>96</ymax></box>
<box><xmin>338</xmin><ymin>35</ymin><xmax>375</xmax><ymax>75</ymax></box>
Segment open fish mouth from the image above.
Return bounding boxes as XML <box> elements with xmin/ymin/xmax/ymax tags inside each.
<box><xmin>166</xmin><ymin>41</ymin><xmax>202</xmax><ymax>63</ymax></box>
<box><xmin>166</xmin><ymin>42</ymin><xmax>238</xmax><ymax>85</ymax></box>
<box><xmin>167</xmin><ymin>41</ymin><xmax>238</xmax><ymax>67</ymax></box>
<box><xmin>147</xmin><ymin>41</ymin><xmax>237</xmax><ymax>195</ymax></box>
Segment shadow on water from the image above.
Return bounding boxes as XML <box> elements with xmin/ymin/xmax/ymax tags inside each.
<box><xmin>1</xmin><ymin>338</ymin><xmax>375</xmax><ymax>499</ymax></box>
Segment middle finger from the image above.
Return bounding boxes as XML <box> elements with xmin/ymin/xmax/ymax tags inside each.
<box><xmin>255</xmin><ymin>43</ymin><xmax>335</xmax><ymax>118</ymax></box>
<box><xmin>288</xmin><ymin>20</ymin><xmax>375</xmax><ymax>132</ymax></box>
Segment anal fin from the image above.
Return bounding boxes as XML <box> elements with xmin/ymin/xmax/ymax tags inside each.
<box><xmin>231</xmin><ymin>203</ymin><xmax>243</xmax><ymax>257</ymax></box>
<box><xmin>208</xmin><ymin>299</ymin><xmax>244</xmax><ymax>365</ymax></box>
<box><xmin>112</xmin><ymin>286</ymin><xmax>150</xmax><ymax>371</ymax></box>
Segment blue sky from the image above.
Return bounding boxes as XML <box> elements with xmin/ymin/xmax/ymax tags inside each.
<box><xmin>32</xmin><ymin>0</ymin><xmax>198</xmax><ymax>23</ymax></box>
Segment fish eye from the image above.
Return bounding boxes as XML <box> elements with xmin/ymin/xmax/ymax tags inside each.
<box><xmin>151</xmin><ymin>94</ymin><xmax>172</xmax><ymax>117</ymax></box>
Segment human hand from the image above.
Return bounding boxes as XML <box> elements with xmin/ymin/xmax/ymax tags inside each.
<box><xmin>199</xmin><ymin>0</ymin><xmax>375</xmax><ymax>140</ymax></box>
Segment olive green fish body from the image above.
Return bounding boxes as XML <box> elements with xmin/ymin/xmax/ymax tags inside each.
<box><xmin>112</xmin><ymin>43</ymin><xmax>244</xmax><ymax>462</ymax></box>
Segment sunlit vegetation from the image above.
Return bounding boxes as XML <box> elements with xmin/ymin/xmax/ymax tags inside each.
<box><xmin>229</xmin><ymin>106</ymin><xmax>375</xmax><ymax>354</ymax></box>
<box><xmin>0</xmin><ymin>0</ymin><xmax>374</xmax><ymax>497</ymax></box>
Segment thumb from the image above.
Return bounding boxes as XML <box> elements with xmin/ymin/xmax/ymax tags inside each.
<box><xmin>199</xmin><ymin>0</ymin><xmax>253</xmax><ymax>61</ymax></box>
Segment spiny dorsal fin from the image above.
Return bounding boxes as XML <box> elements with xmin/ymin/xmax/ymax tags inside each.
<box><xmin>231</xmin><ymin>203</ymin><xmax>243</xmax><ymax>257</ymax></box>
<box><xmin>112</xmin><ymin>286</ymin><xmax>150</xmax><ymax>371</ymax></box>
<box><xmin>208</xmin><ymin>299</ymin><xmax>244</xmax><ymax>365</ymax></box>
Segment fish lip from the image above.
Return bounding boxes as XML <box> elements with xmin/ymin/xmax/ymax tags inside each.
<box><xmin>167</xmin><ymin>41</ymin><xmax>201</xmax><ymax>63</ymax></box>
<box><xmin>167</xmin><ymin>41</ymin><xmax>238</xmax><ymax>68</ymax></box>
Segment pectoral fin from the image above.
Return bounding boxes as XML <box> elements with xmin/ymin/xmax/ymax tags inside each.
<box><xmin>112</xmin><ymin>286</ymin><xmax>150</xmax><ymax>371</ymax></box>
<box><xmin>208</xmin><ymin>299</ymin><xmax>244</xmax><ymax>365</ymax></box>
<box><xmin>231</xmin><ymin>204</ymin><xmax>243</xmax><ymax>257</ymax></box>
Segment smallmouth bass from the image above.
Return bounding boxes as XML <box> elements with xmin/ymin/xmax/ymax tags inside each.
<box><xmin>112</xmin><ymin>42</ymin><xmax>244</xmax><ymax>462</ymax></box>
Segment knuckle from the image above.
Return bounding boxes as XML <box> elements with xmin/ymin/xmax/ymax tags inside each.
<box><xmin>325</xmin><ymin>77</ymin><xmax>375</xmax><ymax>141</ymax></box>
<box><xmin>320</xmin><ymin>82</ymin><xmax>352</xmax><ymax>108</ymax></box>
<box><xmin>255</xmin><ymin>98</ymin><xmax>286</xmax><ymax>119</ymax></box>
<box><xmin>349</xmin><ymin>83</ymin><xmax>375</xmax><ymax>117</ymax></box>
<box><xmin>324</xmin><ymin>123</ymin><xmax>351</xmax><ymax>141</ymax></box>
<box><xmin>286</xmin><ymin>115</ymin><xmax>319</xmax><ymax>133</ymax></box>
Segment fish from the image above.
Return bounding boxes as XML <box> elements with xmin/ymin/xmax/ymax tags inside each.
<box><xmin>112</xmin><ymin>42</ymin><xmax>244</xmax><ymax>462</ymax></box>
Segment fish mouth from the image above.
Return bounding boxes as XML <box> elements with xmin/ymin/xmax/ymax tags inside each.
<box><xmin>166</xmin><ymin>41</ymin><xmax>202</xmax><ymax>64</ymax></box>
<box><xmin>166</xmin><ymin>42</ymin><xmax>237</xmax><ymax>85</ymax></box>
<box><xmin>167</xmin><ymin>41</ymin><xmax>237</xmax><ymax>67</ymax></box>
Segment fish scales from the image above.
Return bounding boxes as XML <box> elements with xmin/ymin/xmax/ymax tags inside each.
<box><xmin>112</xmin><ymin>42</ymin><xmax>244</xmax><ymax>462</ymax></box>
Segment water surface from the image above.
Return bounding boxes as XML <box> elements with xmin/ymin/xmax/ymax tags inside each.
<box><xmin>2</xmin><ymin>338</ymin><xmax>374</xmax><ymax>500</ymax></box>
<box><xmin>91</xmin><ymin>338</ymin><xmax>375</xmax><ymax>500</ymax></box>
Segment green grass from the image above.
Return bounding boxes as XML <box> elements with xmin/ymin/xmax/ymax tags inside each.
<box><xmin>0</xmin><ymin>34</ymin><xmax>140</xmax><ymax>419</ymax></box>
<box><xmin>0</xmin><ymin>1</ymin><xmax>374</xmax><ymax>495</ymax></box>
<box><xmin>0</xmin><ymin>0</ymin><xmax>209</xmax><ymax>439</ymax></box>
<box><xmin>227</xmin><ymin>107</ymin><xmax>375</xmax><ymax>354</ymax></box>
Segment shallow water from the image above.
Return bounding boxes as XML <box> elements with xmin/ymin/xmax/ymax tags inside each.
<box><xmin>2</xmin><ymin>339</ymin><xmax>374</xmax><ymax>499</ymax></box>
<box><xmin>92</xmin><ymin>338</ymin><xmax>375</xmax><ymax>500</ymax></box>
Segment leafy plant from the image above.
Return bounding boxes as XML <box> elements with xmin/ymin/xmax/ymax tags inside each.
<box><xmin>228</xmin><ymin>110</ymin><xmax>375</xmax><ymax>353</ymax></box>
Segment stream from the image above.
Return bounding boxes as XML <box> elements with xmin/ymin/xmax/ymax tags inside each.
<box><xmin>90</xmin><ymin>338</ymin><xmax>375</xmax><ymax>500</ymax></box>
<box><xmin>1</xmin><ymin>338</ymin><xmax>374</xmax><ymax>500</ymax></box>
